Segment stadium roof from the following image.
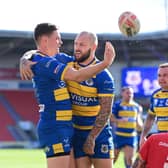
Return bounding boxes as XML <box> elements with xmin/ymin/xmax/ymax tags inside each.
<box><xmin>0</xmin><ymin>30</ymin><xmax>167</xmax><ymax>62</ymax></box>
<box><xmin>0</xmin><ymin>29</ymin><xmax>168</xmax><ymax>40</ymax></box>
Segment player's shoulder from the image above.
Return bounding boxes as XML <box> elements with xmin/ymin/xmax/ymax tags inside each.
<box><xmin>97</xmin><ymin>65</ymin><xmax>113</xmax><ymax>78</ymax></box>
<box><xmin>33</xmin><ymin>53</ymin><xmax>59</xmax><ymax>67</ymax></box>
<box><xmin>31</xmin><ymin>52</ymin><xmax>46</xmax><ymax>62</ymax></box>
<box><xmin>151</xmin><ymin>88</ymin><xmax>162</xmax><ymax>98</ymax></box>
<box><xmin>95</xmin><ymin>70</ymin><xmax>114</xmax><ymax>88</ymax></box>
<box><xmin>55</xmin><ymin>52</ymin><xmax>75</xmax><ymax>64</ymax></box>
<box><xmin>114</xmin><ymin>99</ymin><xmax>122</xmax><ymax>106</ymax></box>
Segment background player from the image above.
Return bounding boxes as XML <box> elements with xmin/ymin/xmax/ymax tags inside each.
<box><xmin>140</xmin><ymin>63</ymin><xmax>168</xmax><ymax>146</ymax></box>
<box><xmin>111</xmin><ymin>86</ymin><xmax>143</xmax><ymax>168</ymax></box>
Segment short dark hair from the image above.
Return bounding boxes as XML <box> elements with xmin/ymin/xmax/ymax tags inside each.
<box><xmin>34</xmin><ymin>23</ymin><xmax>59</xmax><ymax>42</ymax></box>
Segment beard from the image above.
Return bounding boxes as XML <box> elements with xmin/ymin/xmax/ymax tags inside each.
<box><xmin>74</xmin><ymin>49</ymin><xmax>91</xmax><ymax>63</ymax></box>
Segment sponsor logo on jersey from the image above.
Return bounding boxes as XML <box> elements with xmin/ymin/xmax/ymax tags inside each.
<box><xmin>165</xmin><ymin>99</ymin><xmax>168</xmax><ymax>106</ymax></box>
<box><xmin>44</xmin><ymin>146</ymin><xmax>50</xmax><ymax>153</ymax></box>
<box><xmin>154</xmin><ymin>99</ymin><xmax>158</xmax><ymax>106</ymax></box>
<box><xmin>63</xmin><ymin>138</ymin><xmax>70</xmax><ymax>148</ymax></box>
<box><xmin>45</xmin><ymin>59</ymin><xmax>54</xmax><ymax>68</ymax></box>
<box><xmin>58</xmin><ymin>81</ymin><xmax>66</xmax><ymax>88</ymax></box>
<box><xmin>39</xmin><ymin>104</ymin><xmax>45</xmax><ymax>112</ymax></box>
<box><xmin>70</xmin><ymin>93</ymin><xmax>97</xmax><ymax>104</ymax></box>
<box><xmin>85</xmin><ymin>79</ymin><xmax>94</xmax><ymax>86</ymax></box>
<box><xmin>159</xmin><ymin>141</ymin><xmax>168</xmax><ymax>147</ymax></box>
<box><xmin>101</xmin><ymin>144</ymin><xmax>109</xmax><ymax>153</ymax></box>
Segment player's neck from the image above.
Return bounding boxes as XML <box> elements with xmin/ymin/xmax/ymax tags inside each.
<box><xmin>162</xmin><ymin>87</ymin><xmax>168</xmax><ymax>91</ymax></box>
<box><xmin>38</xmin><ymin>47</ymin><xmax>57</xmax><ymax>57</ymax></box>
<box><xmin>123</xmin><ymin>99</ymin><xmax>133</xmax><ymax>103</ymax></box>
<box><xmin>78</xmin><ymin>55</ymin><xmax>95</xmax><ymax>66</ymax></box>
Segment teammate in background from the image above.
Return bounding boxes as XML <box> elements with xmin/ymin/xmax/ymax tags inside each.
<box><xmin>111</xmin><ymin>86</ymin><xmax>143</xmax><ymax>168</ymax></box>
<box><xmin>137</xmin><ymin>132</ymin><xmax>168</xmax><ymax>168</ymax></box>
<box><xmin>20</xmin><ymin>23</ymin><xmax>115</xmax><ymax>168</ymax></box>
<box><xmin>140</xmin><ymin>63</ymin><xmax>168</xmax><ymax>147</ymax></box>
<box><xmin>69</xmin><ymin>31</ymin><xmax>115</xmax><ymax>168</ymax></box>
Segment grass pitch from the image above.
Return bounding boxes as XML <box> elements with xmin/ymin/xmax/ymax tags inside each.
<box><xmin>0</xmin><ymin>149</ymin><xmax>124</xmax><ymax>168</ymax></box>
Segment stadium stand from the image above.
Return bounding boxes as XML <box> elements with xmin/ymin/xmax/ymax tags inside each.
<box><xmin>0</xmin><ymin>95</ymin><xmax>15</xmax><ymax>141</ymax></box>
<box><xmin>0</xmin><ymin>90</ymin><xmax>38</xmax><ymax>123</ymax></box>
<box><xmin>0</xmin><ymin>90</ymin><xmax>39</xmax><ymax>146</ymax></box>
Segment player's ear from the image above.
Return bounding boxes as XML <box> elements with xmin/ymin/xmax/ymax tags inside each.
<box><xmin>92</xmin><ymin>43</ymin><xmax>97</xmax><ymax>51</ymax></box>
<box><xmin>41</xmin><ymin>35</ymin><xmax>48</xmax><ymax>45</ymax></box>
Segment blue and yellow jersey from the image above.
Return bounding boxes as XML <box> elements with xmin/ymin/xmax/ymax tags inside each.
<box><xmin>54</xmin><ymin>52</ymin><xmax>75</xmax><ymax>65</ymax></box>
<box><xmin>148</xmin><ymin>88</ymin><xmax>168</xmax><ymax>132</ymax></box>
<box><xmin>112</xmin><ymin>100</ymin><xmax>141</xmax><ymax>137</ymax></box>
<box><xmin>67</xmin><ymin>59</ymin><xmax>115</xmax><ymax>130</ymax></box>
<box><xmin>31</xmin><ymin>52</ymin><xmax>74</xmax><ymax>123</ymax></box>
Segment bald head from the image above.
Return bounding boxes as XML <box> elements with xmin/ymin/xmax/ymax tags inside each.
<box><xmin>75</xmin><ymin>31</ymin><xmax>98</xmax><ymax>46</ymax></box>
<box><xmin>74</xmin><ymin>31</ymin><xmax>98</xmax><ymax>63</ymax></box>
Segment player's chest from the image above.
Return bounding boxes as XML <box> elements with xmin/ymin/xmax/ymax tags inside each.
<box><xmin>153</xmin><ymin>98</ymin><xmax>168</xmax><ymax>107</ymax></box>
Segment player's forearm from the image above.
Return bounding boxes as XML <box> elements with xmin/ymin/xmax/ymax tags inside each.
<box><xmin>72</xmin><ymin>61</ymin><xmax>109</xmax><ymax>82</ymax></box>
<box><xmin>136</xmin><ymin>157</ymin><xmax>146</xmax><ymax>168</ymax></box>
<box><xmin>141</xmin><ymin>114</ymin><xmax>155</xmax><ymax>138</ymax></box>
<box><xmin>110</xmin><ymin>114</ymin><xmax>118</xmax><ymax>124</ymax></box>
<box><xmin>20</xmin><ymin>50</ymin><xmax>37</xmax><ymax>61</ymax></box>
<box><xmin>87</xmin><ymin>97</ymin><xmax>113</xmax><ymax>140</ymax></box>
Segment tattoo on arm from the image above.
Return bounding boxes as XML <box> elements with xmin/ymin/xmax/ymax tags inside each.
<box><xmin>88</xmin><ymin>96</ymin><xmax>113</xmax><ymax>139</ymax></box>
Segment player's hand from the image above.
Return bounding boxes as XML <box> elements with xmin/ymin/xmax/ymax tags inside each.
<box><xmin>19</xmin><ymin>50</ymin><xmax>37</xmax><ymax>80</ymax></box>
<box><xmin>83</xmin><ymin>135</ymin><xmax>95</xmax><ymax>155</ymax></box>
<box><xmin>103</xmin><ymin>41</ymin><xmax>115</xmax><ymax>66</ymax></box>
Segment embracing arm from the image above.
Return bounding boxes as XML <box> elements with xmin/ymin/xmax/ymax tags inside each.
<box><xmin>63</xmin><ymin>42</ymin><xmax>115</xmax><ymax>82</ymax></box>
<box><xmin>83</xmin><ymin>96</ymin><xmax>114</xmax><ymax>155</ymax></box>
<box><xmin>20</xmin><ymin>50</ymin><xmax>37</xmax><ymax>80</ymax></box>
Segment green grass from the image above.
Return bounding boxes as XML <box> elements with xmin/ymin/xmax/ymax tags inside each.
<box><xmin>0</xmin><ymin>149</ymin><xmax>124</xmax><ymax>168</ymax></box>
<box><xmin>0</xmin><ymin>149</ymin><xmax>46</xmax><ymax>168</ymax></box>
<box><xmin>114</xmin><ymin>152</ymin><xmax>125</xmax><ymax>168</ymax></box>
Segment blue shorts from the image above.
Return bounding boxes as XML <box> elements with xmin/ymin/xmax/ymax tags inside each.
<box><xmin>73</xmin><ymin>125</ymin><xmax>114</xmax><ymax>159</ymax></box>
<box><xmin>114</xmin><ymin>135</ymin><xmax>138</xmax><ymax>149</ymax></box>
<box><xmin>37</xmin><ymin>119</ymin><xmax>74</xmax><ymax>158</ymax></box>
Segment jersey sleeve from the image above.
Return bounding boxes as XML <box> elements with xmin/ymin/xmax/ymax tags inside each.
<box><xmin>33</xmin><ymin>57</ymin><xmax>68</xmax><ymax>81</ymax></box>
<box><xmin>55</xmin><ymin>52</ymin><xmax>75</xmax><ymax>64</ymax></box>
<box><xmin>96</xmin><ymin>69</ymin><xmax>115</xmax><ymax>97</ymax></box>
<box><xmin>148</xmin><ymin>94</ymin><xmax>156</xmax><ymax>115</ymax></box>
<box><xmin>112</xmin><ymin>101</ymin><xmax>120</xmax><ymax>118</ymax></box>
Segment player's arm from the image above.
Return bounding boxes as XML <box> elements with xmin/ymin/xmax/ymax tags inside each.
<box><xmin>139</xmin><ymin>113</ymin><xmax>155</xmax><ymax>147</ymax></box>
<box><xmin>110</xmin><ymin>113</ymin><xmax>118</xmax><ymax>124</ymax></box>
<box><xmin>136</xmin><ymin>106</ymin><xmax>143</xmax><ymax>131</ymax></box>
<box><xmin>63</xmin><ymin>42</ymin><xmax>115</xmax><ymax>82</ymax></box>
<box><xmin>132</xmin><ymin>155</ymin><xmax>146</xmax><ymax>168</ymax></box>
<box><xmin>83</xmin><ymin>96</ymin><xmax>114</xmax><ymax>155</ymax></box>
<box><xmin>20</xmin><ymin>50</ymin><xmax>37</xmax><ymax>80</ymax></box>
<box><xmin>136</xmin><ymin>157</ymin><xmax>146</xmax><ymax>168</ymax></box>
